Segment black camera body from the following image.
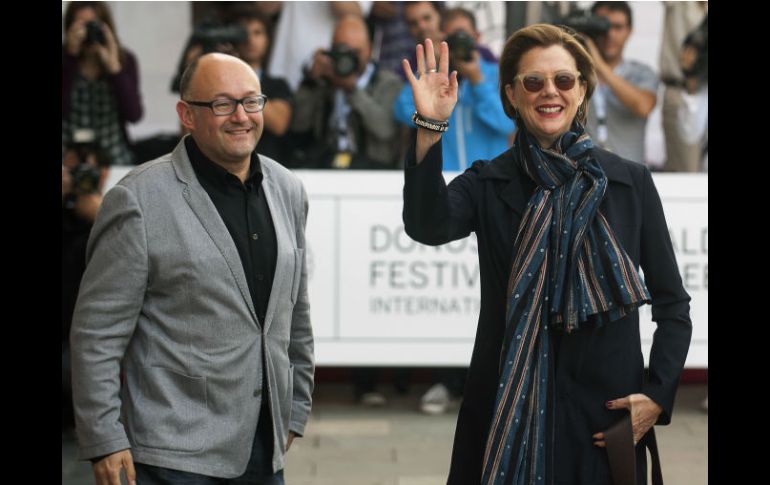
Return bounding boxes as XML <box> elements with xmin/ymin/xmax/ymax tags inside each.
<box><xmin>65</xmin><ymin>142</ymin><xmax>105</xmax><ymax>195</ymax></box>
<box><xmin>324</xmin><ymin>45</ymin><xmax>360</xmax><ymax>77</ymax></box>
<box><xmin>84</xmin><ymin>20</ymin><xmax>106</xmax><ymax>46</ymax></box>
<box><xmin>70</xmin><ymin>163</ymin><xmax>102</xmax><ymax>195</ymax></box>
<box><xmin>560</xmin><ymin>10</ymin><xmax>610</xmax><ymax>42</ymax></box>
<box><xmin>191</xmin><ymin>23</ymin><xmax>248</xmax><ymax>53</ymax></box>
<box><xmin>446</xmin><ymin>30</ymin><xmax>476</xmax><ymax>62</ymax></box>
<box><xmin>170</xmin><ymin>22</ymin><xmax>248</xmax><ymax>93</ymax></box>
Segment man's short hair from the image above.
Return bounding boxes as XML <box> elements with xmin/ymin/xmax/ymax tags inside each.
<box><xmin>441</xmin><ymin>7</ymin><xmax>477</xmax><ymax>32</ymax></box>
<box><xmin>591</xmin><ymin>1</ymin><xmax>633</xmax><ymax>28</ymax></box>
<box><xmin>179</xmin><ymin>56</ymin><xmax>201</xmax><ymax>99</ymax></box>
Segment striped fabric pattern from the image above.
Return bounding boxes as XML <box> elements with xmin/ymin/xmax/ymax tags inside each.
<box><xmin>480</xmin><ymin>122</ymin><xmax>650</xmax><ymax>485</ymax></box>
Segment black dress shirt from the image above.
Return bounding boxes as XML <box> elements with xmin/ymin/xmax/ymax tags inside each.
<box><xmin>186</xmin><ymin>136</ymin><xmax>277</xmax><ymax>326</ymax></box>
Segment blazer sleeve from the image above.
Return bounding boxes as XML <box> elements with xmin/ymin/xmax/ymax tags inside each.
<box><xmin>638</xmin><ymin>167</ymin><xmax>693</xmax><ymax>425</ymax></box>
<box><xmin>288</xmin><ymin>181</ymin><xmax>314</xmax><ymax>436</ymax></box>
<box><xmin>402</xmin><ymin>136</ymin><xmax>480</xmax><ymax>246</ymax></box>
<box><xmin>70</xmin><ymin>184</ymin><xmax>149</xmax><ymax>459</ymax></box>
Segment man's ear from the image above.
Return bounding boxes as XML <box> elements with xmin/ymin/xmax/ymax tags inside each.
<box><xmin>176</xmin><ymin>101</ymin><xmax>195</xmax><ymax>132</ymax></box>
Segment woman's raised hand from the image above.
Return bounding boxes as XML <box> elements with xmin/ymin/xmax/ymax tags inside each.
<box><xmin>402</xmin><ymin>39</ymin><xmax>458</xmax><ymax>122</ymax></box>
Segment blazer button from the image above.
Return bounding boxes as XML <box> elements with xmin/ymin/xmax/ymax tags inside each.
<box><xmin>253</xmin><ymin>388</ymin><xmax>262</xmax><ymax>397</ymax></box>
<box><xmin>251</xmin><ymin>233</ymin><xmax>259</xmax><ymax>240</ymax></box>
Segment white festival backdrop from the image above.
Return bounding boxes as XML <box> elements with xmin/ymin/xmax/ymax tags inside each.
<box><xmin>105</xmin><ymin>168</ymin><xmax>707</xmax><ymax>368</ymax></box>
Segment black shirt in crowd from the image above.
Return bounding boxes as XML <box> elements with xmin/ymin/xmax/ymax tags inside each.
<box><xmin>186</xmin><ymin>136</ymin><xmax>277</xmax><ymax>326</ymax></box>
<box><xmin>257</xmin><ymin>73</ymin><xmax>293</xmax><ymax>165</ymax></box>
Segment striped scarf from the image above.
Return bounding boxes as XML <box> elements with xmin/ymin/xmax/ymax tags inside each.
<box><xmin>480</xmin><ymin>122</ymin><xmax>650</xmax><ymax>485</ymax></box>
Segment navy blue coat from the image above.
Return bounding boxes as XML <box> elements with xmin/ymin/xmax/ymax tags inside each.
<box><xmin>403</xmin><ymin>140</ymin><xmax>692</xmax><ymax>485</ymax></box>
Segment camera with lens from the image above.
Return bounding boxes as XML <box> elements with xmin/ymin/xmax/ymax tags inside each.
<box><xmin>323</xmin><ymin>45</ymin><xmax>360</xmax><ymax>77</ymax></box>
<box><xmin>70</xmin><ymin>164</ymin><xmax>102</xmax><ymax>195</ymax></box>
<box><xmin>446</xmin><ymin>30</ymin><xmax>476</xmax><ymax>62</ymax></box>
<box><xmin>190</xmin><ymin>22</ymin><xmax>248</xmax><ymax>53</ymax></box>
<box><xmin>171</xmin><ymin>22</ymin><xmax>248</xmax><ymax>93</ymax></box>
<box><xmin>65</xmin><ymin>142</ymin><xmax>104</xmax><ymax>195</ymax></box>
<box><xmin>559</xmin><ymin>9</ymin><xmax>610</xmax><ymax>43</ymax></box>
<box><xmin>84</xmin><ymin>20</ymin><xmax>106</xmax><ymax>46</ymax></box>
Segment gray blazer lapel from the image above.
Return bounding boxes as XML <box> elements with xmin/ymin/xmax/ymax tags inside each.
<box><xmin>171</xmin><ymin>139</ymin><xmax>259</xmax><ymax>325</ymax></box>
<box><xmin>260</xmin><ymin>161</ymin><xmax>291</xmax><ymax>334</ymax></box>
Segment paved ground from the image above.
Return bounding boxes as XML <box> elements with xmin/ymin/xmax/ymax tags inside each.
<box><xmin>63</xmin><ymin>383</ymin><xmax>707</xmax><ymax>485</ymax></box>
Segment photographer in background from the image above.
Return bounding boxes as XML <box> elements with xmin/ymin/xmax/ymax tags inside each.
<box><xmin>567</xmin><ymin>2</ymin><xmax>657</xmax><ymax>166</ymax></box>
<box><xmin>659</xmin><ymin>1</ymin><xmax>707</xmax><ymax>172</ymax></box>
<box><xmin>394</xmin><ymin>7</ymin><xmax>514</xmax><ymax>172</ymax></box>
<box><xmin>677</xmin><ymin>12</ymin><xmax>708</xmax><ymax>172</ymax></box>
<box><xmin>442</xmin><ymin>7</ymin><xmax>498</xmax><ymax>64</ymax></box>
<box><xmin>62</xmin><ymin>1</ymin><xmax>143</xmax><ymax>167</ymax></box>
<box><xmin>289</xmin><ymin>15</ymin><xmax>402</xmax><ymax>169</ymax></box>
<box><xmin>62</xmin><ymin>142</ymin><xmax>107</xmax><ymax>431</ymax></box>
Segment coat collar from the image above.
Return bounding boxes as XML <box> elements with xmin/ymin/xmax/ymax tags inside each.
<box><xmin>169</xmin><ymin>136</ymin><xmax>287</xmax><ymax>332</ymax></box>
<box><xmin>477</xmin><ymin>146</ymin><xmax>633</xmax><ymax>214</ymax></box>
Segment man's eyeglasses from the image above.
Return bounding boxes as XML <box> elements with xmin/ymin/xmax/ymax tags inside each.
<box><xmin>184</xmin><ymin>95</ymin><xmax>268</xmax><ymax>116</ymax></box>
<box><xmin>512</xmin><ymin>71</ymin><xmax>581</xmax><ymax>93</ymax></box>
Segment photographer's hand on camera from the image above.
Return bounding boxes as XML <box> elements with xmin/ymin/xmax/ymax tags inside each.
<box><xmin>582</xmin><ymin>34</ymin><xmax>656</xmax><ymax>118</ymax></box>
<box><xmin>581</xmin><ymin>36</ymin><xmax>610</xmax><ymax>82</ymax></box>
<box><xmin>62</xmin><ymin>164</ymin><xmax>103</xmax><ymax>223</ymax></box>
<box><xmin>74</xmin><ymin>192</ymin><xmax>103</xmax><ymax>224</ymax></box>
<box><xmin>309</xmin><ymin>49</ymin><xmax>335</xmax><ymax>83</ymax></box>
<box><xmin>65</xmin><ymin>20</ymin><xmax>88</xmax><ymax>57</ymax></box>
<box><xmin>331</xmin><ymin>69</ymin><xmax>360</xmax><ymax>93</ymax></box>
<box><xmin>309</xmin><ymin>49</ymin><xmax>361</xmax><ymax>92</ymax></box>
<box><xmin>92</xmin><ymin>23</ymin><xmax>122</xmax><ymax>74</ymax></box>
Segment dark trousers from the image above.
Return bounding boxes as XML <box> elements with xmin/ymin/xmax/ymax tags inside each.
<box><xmin>135</xmin><ymin>403</ymin><xmax>283</xmax><ymax>485</ymax></box>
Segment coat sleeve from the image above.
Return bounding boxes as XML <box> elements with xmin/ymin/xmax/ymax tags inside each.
<box><xmin>62</xmin><ymin>50</ymin><xmax>78</xmax><ymax>119</ymax></box>
<box><xmin>108</xmin><ymin>49</ymin><xmax>144</xmax><ymax>123</ymax></box>
<box><xmin>638</xmin><ymin>167</ymin><xmax>692</xmax><ymax>425</ymax></box>
<box><xmin>288</xmin><ymin>181</ymin><xmax>314</xmax><ymax>436</ymax></box>
<box><xmin>402</xmin><ymin>136</ymin><xmax>481</xmax><ymax>246</ymax></box>
<box><xmin>70</xmin><ymin>184</ymin><xmax>149</xmax><ymax>459</ymax></box>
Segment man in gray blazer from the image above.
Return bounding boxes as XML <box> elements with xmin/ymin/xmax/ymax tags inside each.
<box><xmin>70</xmin><ymin>53</ymin><xmax>314</xmax><ymax>485</ymax></box>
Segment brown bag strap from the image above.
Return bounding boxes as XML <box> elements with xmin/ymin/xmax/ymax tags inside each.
<box><xmin>644</xmin><ymin>427</ymin><xmax>664</xmax><ymax>485</ymax></box>
<box><xmin>604</xmin><ymin>413</ymin><xmax>664</xmax><ymax>485</ymax></box>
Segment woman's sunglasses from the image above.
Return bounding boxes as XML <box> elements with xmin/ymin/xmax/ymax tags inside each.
<box><xmin>512</xmin><ymin>71</ymin><xmax>581</xmax><ymax>93</ymax></box>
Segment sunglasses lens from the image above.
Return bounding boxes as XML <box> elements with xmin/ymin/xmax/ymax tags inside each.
<box><xmin>555</xmin><ymin>73</ymin><xmax>577</xmax><ymax>90</ymax></box>
<box><xmin>519</xmin><ymin>73</ymin><xmax>577</xmax><ymax>92</ymax></box>
<box><xmin>522</xmin><ymin>75</ymin><xmax>545</xmax><ymax>92</ymax></box>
